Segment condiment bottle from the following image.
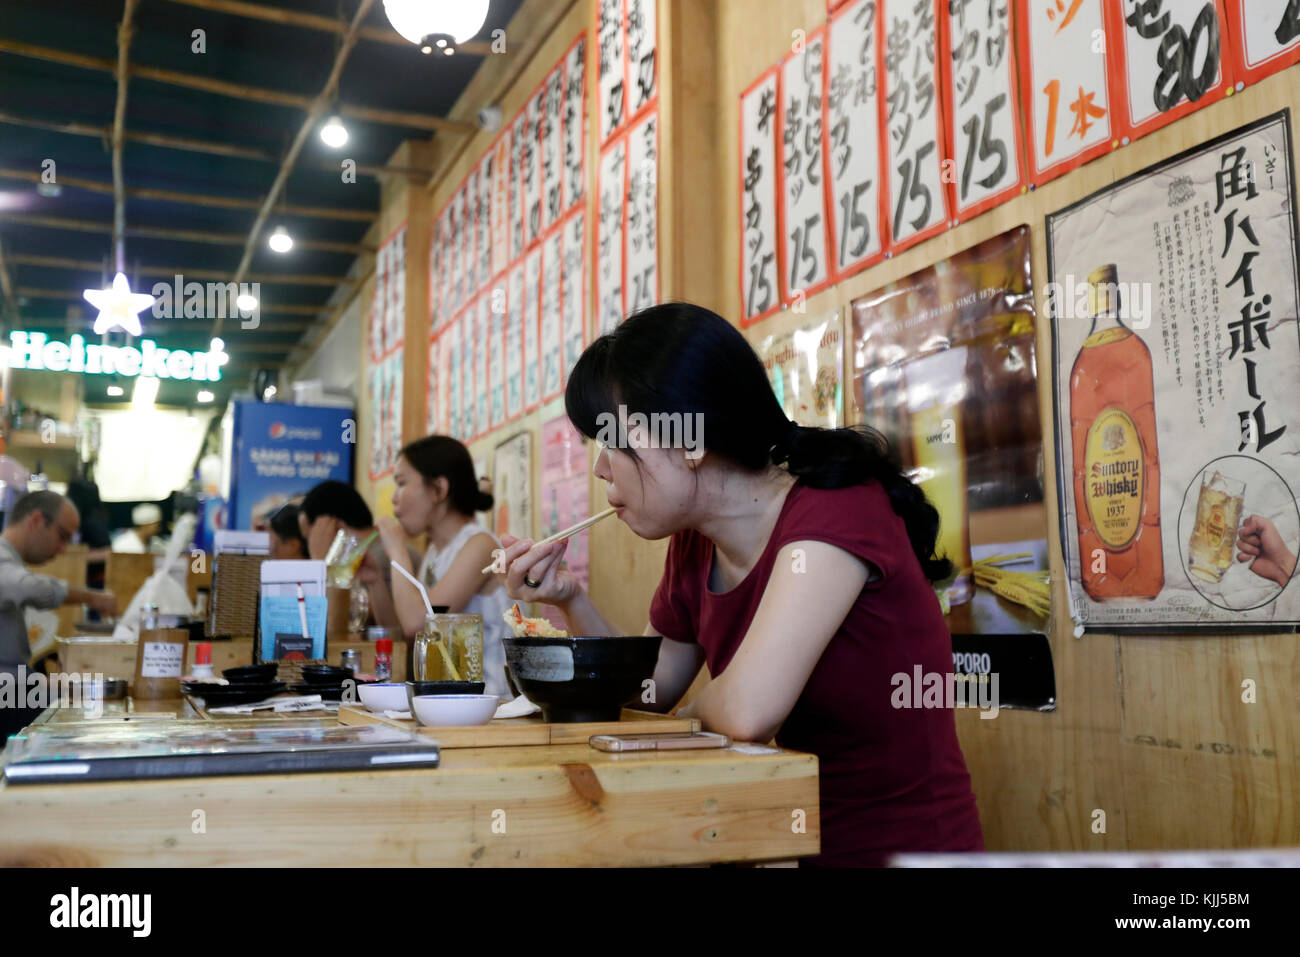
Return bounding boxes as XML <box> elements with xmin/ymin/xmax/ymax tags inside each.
<box><xmin>192</xmin><ymin>641</ymin><xmax>214</xmax><ymax>679</ymax></box>
<box><xmin>374</xmin><ymin>639</ymin><xmax>393</xmax><ymax>681</ymax></box>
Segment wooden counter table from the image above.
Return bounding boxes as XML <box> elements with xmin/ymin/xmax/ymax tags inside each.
<box><xmin>0</xmin><ymin>705</ymin><xmax>820</xmax><ymax>867</ymax></box>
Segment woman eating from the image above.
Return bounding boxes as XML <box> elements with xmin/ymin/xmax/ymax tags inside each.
<box><xmin>378</xmin><ymin>436</ymin><xmax>510</xmax><ymax>700</ymax></box>
<box><xmin>496</xmin><ymin>302</ymin><xmax>984</xmax><ymax>867</ymax></box>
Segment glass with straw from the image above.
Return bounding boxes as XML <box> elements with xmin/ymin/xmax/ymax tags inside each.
<box><xmin>392</xmin><ymin>561</ymin><xmax>462</xmax><ymax>681</ymax></box>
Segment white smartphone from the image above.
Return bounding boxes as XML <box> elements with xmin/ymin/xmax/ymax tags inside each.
<box><xmin>588</xmin><ymin>731</ymin><xmax>732</xmax><ymax>752</ymax></box>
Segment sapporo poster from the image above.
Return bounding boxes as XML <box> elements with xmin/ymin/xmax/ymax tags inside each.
<box><xmin>758</xmin><ymin>311</ymin><xmax>843</xmax><ymax>429</ymax></box>
<box><xmin>1047</xmin><ymin>110</ymin><xmax>1300</xmax><ymax>632</ymax></box>
<box><xmin>851</xmin><ymin>225</ymin><xmax>1050</xmax><ymax>639</ymax></box>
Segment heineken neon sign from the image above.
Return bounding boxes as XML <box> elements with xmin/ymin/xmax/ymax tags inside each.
<box><xmin>5</xmin><ymin>332</ymin><xmax>228</xmax><ymax>382</ymax></box>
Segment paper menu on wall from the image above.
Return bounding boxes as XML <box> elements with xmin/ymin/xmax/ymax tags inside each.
<box><xmin>561</xmin><ymin>210</ymin><xmax>586</xmax><ymax>384</ymax></box>
<box><xmin>524</xmin><ymin>246</ymin><xmax>542</xmax><ymax>409</ymax></box>
<box><xmin>541</xmin><ymin>230</ymin><xmax>563</xmax><ymax>399</ymax></box>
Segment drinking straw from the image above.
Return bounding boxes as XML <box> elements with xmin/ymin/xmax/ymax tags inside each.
<box><xmin>296</xmin><ymin>584</ymin><xmax>309</xmax><ymax>638</ymax></box>
<box><xmin>391</xmin><ymin>561</ymin><xmax>434</xmax><ymax>616</ymax></box>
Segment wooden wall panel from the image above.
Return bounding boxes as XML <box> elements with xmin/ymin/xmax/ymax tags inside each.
<box><xmin>715</xmin><ymin>0</ymin><xmax>1300</xmax><ymax>851</ymax></box>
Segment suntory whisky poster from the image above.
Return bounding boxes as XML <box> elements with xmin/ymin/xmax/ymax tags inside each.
<box><xmin>851</xmin><ymin>225</ymin><xmax>1051</xmax><ymax>639</ymax></box>
<box><xmin>1047</xmin><ymin>111</ymin><xmax>1300</xmax><ymax>632</ymax></box>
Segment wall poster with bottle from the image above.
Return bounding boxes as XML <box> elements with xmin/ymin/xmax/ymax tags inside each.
<box><xmin>851</xmin><ymin>225</ymin><xmax>1051</xmax><ymax>642</ymax></box>
<box><xmin>1047</xmin><ymin>111</ymin><xmax>1300</xmax><ymax>632</ymax></box>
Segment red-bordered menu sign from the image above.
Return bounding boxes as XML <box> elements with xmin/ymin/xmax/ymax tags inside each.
<box><xmin>1105</xmin><ymin>0</ymin><xmax>1239</xmax><ymax>143</ymax></box>
<box><xmin>777</xmin><ymin>26</ymin><xmax>835</xmax><ymax>305</ymax></box>
<box><xmin>1225</xmin><ymin>0</ymin><xmax>1300</xmax><ymax>87</ymax></box>
<box><xmin>938</xmin><ymin>0</ymin><xmax>1027</xmax><ymax>224</ymax></box>
<box><xmin>881</xmin><ymin>0</ymin><xmax>953</xmax><ymax>254</ymax></box>
<box><xmin>825</xmin><ymin>0</ymin><xmax>886</xmax><ymax>284</ymax></box>
<box><xmin>1017</xmin><ymin>0</ymin><xmax>1118</xmax><ymax>186</ymax></box>
<box><xmin>739</xmin><ymin>67</ymin><xmax>782</xmax><ymax>326</ymax></box>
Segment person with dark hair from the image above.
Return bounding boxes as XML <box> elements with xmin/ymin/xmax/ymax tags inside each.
<box><xmin>496</xmin><ymin>302</ymin><xmax>983</xmax><ymax>866</ymax></box>
<box><xmin>377</xmin><ymin>436</ymin><xmax>508</xmax><ymax>699</ymax></box>
<box><xmin>298</xmin><ymin>480</ymin><xmax>402</xmax><ymax>630</ymax></box>
<box><xmin>268</xmin><ymin>502</ymin><xmax>308</xmax><ymax>560</ymax></box>
<box><xmin>1</xmin><ymin>491</ymin><xmax>116</xmax><ymax>740</ymax></box>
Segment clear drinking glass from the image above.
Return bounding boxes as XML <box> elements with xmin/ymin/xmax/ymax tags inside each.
<box><xmin>1187</xmin><ymin>470</ymin><xmax>1247</xmax><ymax>584</ymax></box>
<box><xmin>436</xmin><ymin>613</ymin><xmax>484</xmax><ymax>683</ymax></box>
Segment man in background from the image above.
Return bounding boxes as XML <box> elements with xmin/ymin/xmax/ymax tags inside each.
<box><xmin>111</xmin><ymin>503</ymin><xmax>162</xmax><ymax>554</ymax></box>
<box><xmin>1</xmin><ymin>491</ymin><xmax>116</xmax><ymax>740</ymax></box>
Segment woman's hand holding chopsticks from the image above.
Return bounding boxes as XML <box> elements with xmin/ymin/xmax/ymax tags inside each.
<box><xmin>496</xmin><ymin>535</ymin><xmax>581</xmax><ymax>606</ymax></box>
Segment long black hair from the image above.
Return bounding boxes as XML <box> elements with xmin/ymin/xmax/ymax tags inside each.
<box><xmin>400</xmin><ymin>436</ymin><xmax>493</xmax><ymax>517</ymax></box>
<box><xmin>565</xmin><ymin>302</ymin><xmax>952</xmax><ymax>582</ymax></box>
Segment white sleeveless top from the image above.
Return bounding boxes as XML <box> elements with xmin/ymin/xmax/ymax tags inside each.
<box><xmin>418</xmin><ymin>521</ymin><xmax>510</xmax><ymax>701</ymax></box>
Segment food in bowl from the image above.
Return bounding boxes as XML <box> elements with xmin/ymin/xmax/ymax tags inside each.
<box><xmin>503</xmin><ymin>602</ymin><xmax>569</xmax><ymax>638</ymax></box>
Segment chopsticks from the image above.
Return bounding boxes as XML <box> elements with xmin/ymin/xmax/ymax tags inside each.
<box><xmin>481</xmin><ymin>506</ymin><xmax>618</xmax><ymax>574</ymax></box>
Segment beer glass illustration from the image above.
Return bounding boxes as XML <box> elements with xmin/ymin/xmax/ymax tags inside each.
<box><xmin>903</xmin><ymin>347</ymin><xmax>972</xmax><ymax>606</ymax></box>
<box><xmin>1187</xmin><ymin>470</ymin><xmax>1246</xmax><ymax>584</ymax></box>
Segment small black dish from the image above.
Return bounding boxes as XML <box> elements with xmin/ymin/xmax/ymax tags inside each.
<box><xmin>408</xmin><ymin>680</ymin><xmax>485</xmax><ymax>696</ymax></box>
<box><xmin>301</xmin><ymin>665</ymin><xmax>353</xmax><ymax>684</ymax></box>
<box><xmin>222</xmin><ymin>664</ymin><xmax>277</xmax><ymax>683</ymax></box>
<box><xmin>181</xmin><ymin>681</ymin><xmax>285</xmax><ymax>707</ymax></box>
<box><xmin>289</xmin><ymin>682</ymin><xmax>346</xmax><ymax>701</ymax></box>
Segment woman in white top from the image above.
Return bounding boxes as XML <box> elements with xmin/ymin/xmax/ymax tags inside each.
<box><xmin>378</xmin><ymin>436</ymin><xmax>510</xmax><ymax>700</ymax></box>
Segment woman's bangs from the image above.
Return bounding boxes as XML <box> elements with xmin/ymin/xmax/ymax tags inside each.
<box><xmin>564</xmin><ymin>342</ymin><xmax>621</xmax><ymax>441</ymax></box>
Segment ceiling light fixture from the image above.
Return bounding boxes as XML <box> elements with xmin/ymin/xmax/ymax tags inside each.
<box><xmin>268</xmin><ymin>226</ymin><xmax>293</xmax><ymax>253</ymax></box>
<box><xmin>320</xmin><ymin>114</ymin><xmax>349</xmax><ymax>148</ymax></box>
<box><xmin>106</xmin><ymin>384</ymin><xmax>124</xmax><ymax>397</ymax></box>
<box><xmin>197</xmin><ymin>389</ymin><xmax>214</xmax><ymax>403</ymax></box>
<box><xmin>383</xmin><ymin>0</ymin><xmax>489</xmax><ymax>55</ymax></box>
<box><xmin>83</xmin><ymin>272</ymin><xmax>156</xmax><ymax>336</ymax></box>
<box><xmin>235</xmin><ymin>292</ymin><xmax>259</xmax><ymax>312</ymax></box>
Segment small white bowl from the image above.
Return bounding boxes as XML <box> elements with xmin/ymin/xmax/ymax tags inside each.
<box><xmin>412</xmin><ymin>694</ymin><xmax>499</xmax><ymax>727</ymax></box>
<box><xmin>357</xmin><ymin>682</ymin><xmax>410</xmax><ymax>713</ymax></box>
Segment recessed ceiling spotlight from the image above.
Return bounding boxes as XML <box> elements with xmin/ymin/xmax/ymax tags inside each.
<box><xmin>197</xmin><ymin>390</ymin><xmax>214</xmax><ymax>403</ymax></box>
<box><xmin>236</xmin><ymin>292</ymin><xmax>258</xmax><ymax>312</ymax></box>
<box><xmin>106</xmin><ymin>384</ymin><xmax>124</xmax><ymax>397</ymax></box>
<box><xmin>268</xmin><ymin>226</ymin><xmax>293</xmax><ymax>253</ymax></box>
<box><xmin>320</xmin><ymin>115</ymin><xmax>349</xmax><ymax>148</ymax></box>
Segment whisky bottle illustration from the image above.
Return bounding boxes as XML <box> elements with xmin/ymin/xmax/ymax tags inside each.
<box><xmin>1069</xmin><ymin>264</ymin><xmax>1164</xmax><ymax>600</ymax></box>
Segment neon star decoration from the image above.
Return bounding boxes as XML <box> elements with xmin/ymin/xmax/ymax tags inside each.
<box><xmin>83</xmin><ymin>272</ymin><xmax>156</xmax><ymax>336</ymax></box>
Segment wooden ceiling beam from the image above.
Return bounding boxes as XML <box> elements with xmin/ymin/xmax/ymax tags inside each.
<box><xmin>6</xmin><ymin>254</ymin><xmax>356</xmax><ymax>287</ymax></box>
<box><xmin>0</xmin><ymin>167</ymin><xmax>376</xmax><ymax>223</ymax></box>
<box><xmin>0</xmin><ymin>37</ymin><xmax>474</xmax><ymax>133</ymax></box>
<box><xmin>0</xmin><ymin>212</ymin><xmax>371</xmax><ymax>255</ymax></box>
<box><xmin>0</xmin><ymin>110</ymin><xmax>432</xmax><ymax>180</ymax></box>
<box><xmin>157</xmin><ymin>0</ymin><xmax>496</xmax><ymax>56</ymax></box>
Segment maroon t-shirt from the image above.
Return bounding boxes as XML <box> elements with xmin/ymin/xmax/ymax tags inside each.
<box><xmin>649</xmin><ymin>479</ymin><xmax>984</xmax><ymax>866</ymax></box>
